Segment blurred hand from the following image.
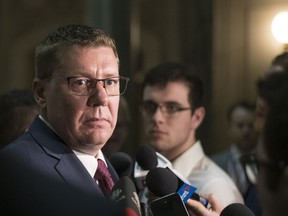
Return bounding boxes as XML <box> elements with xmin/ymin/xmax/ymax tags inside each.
<box><xmin>186</xmin><ymin>194</ymin><xmax>224</xmax><ymax>216</ymax></box>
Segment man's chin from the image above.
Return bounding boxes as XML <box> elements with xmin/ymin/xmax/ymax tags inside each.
<box><xmin>149</xmin><ymin>141</ymin><xmax>164</xmax><ymax>152</ymax></box>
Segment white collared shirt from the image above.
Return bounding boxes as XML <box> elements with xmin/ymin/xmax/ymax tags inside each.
<box><xmin>172</xmin><ymin>140</ymin><xmax>244</xmax><ymax>207</ymax></box>
<box><xmin>73</xmin><ymin>149</ymin><xmax>107</xmax><ymax>178</ymax></box>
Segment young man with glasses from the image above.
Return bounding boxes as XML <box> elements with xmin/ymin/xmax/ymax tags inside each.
<box><xmin>140</xmin><ymin>62</ymin><xmax>243</xmax><ymax>208</ymax></box>
<box><xmin>0</xmin><ymin>24</ymin><xmax>128</xmax><ymax>215</ymax></box>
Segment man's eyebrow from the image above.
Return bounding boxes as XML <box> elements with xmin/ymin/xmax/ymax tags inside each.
<box><xmin>163</xmin><ymin>101</ymin><xmax>182</xmax><ymax>105</ymax></box>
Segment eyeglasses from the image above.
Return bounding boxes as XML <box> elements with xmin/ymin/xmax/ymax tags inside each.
<box><xmin>240</xmin><ymin>153</ymin><xmax>287</xmax><ymax>185</ymax></box>
<box><xmin>140</xmin><ymin>101</ymin><xmax>191</xmax><ymax>118</ymax></box>
<box><xmin>52</xmin><ymin>76</ymin><xmax>129</xmax><ymax>96</ymax></box>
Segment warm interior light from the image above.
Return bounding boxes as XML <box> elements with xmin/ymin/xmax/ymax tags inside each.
<box><xmin>271</xmin><ymin>12</ymin><xmax>288</xmax><ymax>44</ymax></box>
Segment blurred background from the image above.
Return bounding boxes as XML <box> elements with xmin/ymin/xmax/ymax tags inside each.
<box><xmin>1</xmin><ymin>0</ymin><xmax>287</xmax><ymax>156</ymax></box>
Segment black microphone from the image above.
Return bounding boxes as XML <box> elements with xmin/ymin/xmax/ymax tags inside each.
<box><xmin>110</xmin><ymin>176</ymin><xmax>142</xmax><ymax>216</ymax></box>
<box><xmin>109</xmin><ymin>152</ymin><xmax>133</xmax><ymax>178</ymax></box>
<box><xmin>146</xmin><ymin>167</ymin><xmax>208</xmax><ymax>207</ymax></box>
<box><xmin>134</xmin><ymin>145</ymin><xmax>158</xmax><ymax>191</ymax></box>
<box><xmin>220</xmin><ymin>203</ymin><xmax>255</xmax><ymax>216</ymax></box>
<box><xmin>134</xmin><ymin>145</ymin><xmax>172</xmax><ymax>216</ymax></box>
<box><xmin>136</xmin><ymin>145</ymin><xmax>158</xmax><ymax>170</ymax></box>
<box><xmin>134</xmin><ymin>145</ymin><xmax>172</xmax><ymax>191</ymax></box>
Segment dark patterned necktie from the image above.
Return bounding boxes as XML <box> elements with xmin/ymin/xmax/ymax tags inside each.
<box><xmin>94</xmin><ymin>159</ymin><xmax>114</xmax><ymax>196</ymax></box>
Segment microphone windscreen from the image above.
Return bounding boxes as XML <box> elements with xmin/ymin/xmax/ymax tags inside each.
<box><xmin>109</xmin><ymin>152</ymin><xmax>133</xmax><ymax>178</ymax></box>
<box><xmin>146</xmin><ymin>167</ymin><xmax>178</xmax><ymax>196</ymax></box>
<box><xmin>135</xmin><ymin>145</ymin><xmax>158</xmax><ymax>170</ymax></box>
<box><xmin>110</xmin><ymin>176</ymin><xmax>141</xmax><ymax>216</ymax></box>
<box><xmin>220</xmin><ymin>203</ymin><xmax>255</xmax><ymax>216</ymax></box>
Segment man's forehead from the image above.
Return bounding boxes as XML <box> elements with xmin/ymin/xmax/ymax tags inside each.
<box><xmin>143</xmin><ymin>83</ymin><xmax>190</xmax><ymax>103</ymax></box>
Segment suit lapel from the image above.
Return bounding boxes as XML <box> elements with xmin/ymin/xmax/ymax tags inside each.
<box><xmin>55</xmin><ymin>152</ymin><xmax>103</xmax><ymax>196</ymax></box>
<box><xmin>28</xmin><ymin>116</ymin><xmax>104</xmax><ymax>196</ymax></box>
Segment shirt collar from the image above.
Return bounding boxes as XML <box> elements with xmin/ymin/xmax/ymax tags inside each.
<box><xmin>172</xmin><ymin>140</ymin><xmax>204</xmax><ymax>177</ymax></box>
<box><xmin>73</xmin><ymin>149</ymin><xmax>107</xmax><ymax>178</ymax></box>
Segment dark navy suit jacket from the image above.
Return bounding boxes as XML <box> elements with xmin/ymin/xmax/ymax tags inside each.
<box><xmin>0</xmin><ymin>116</ymin><xmax>123</xmax><ymax>216</ymax></box>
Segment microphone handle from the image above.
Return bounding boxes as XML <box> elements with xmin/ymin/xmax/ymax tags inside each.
<box><xmin>140</xmin><ymin>202</ymin><xmax>149</xmax><ymax>216</ymax></box>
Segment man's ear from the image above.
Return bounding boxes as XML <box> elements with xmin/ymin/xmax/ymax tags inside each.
<box><xmin>33</xmin><ymin>78</ymin><xmax>47</xmax><ymax>109</ymax></box>
<box><xmin>191</xmin><ymin>106</ymin><xmax>205</xmax><ymax>130</ymax></box>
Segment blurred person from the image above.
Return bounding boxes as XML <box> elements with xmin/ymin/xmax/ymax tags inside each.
<box><xmin>253</xmin><ymin>70</ymin><xmax>288</xmax><ymax>216</ymax></box>
<box><xmin>211</xmin><ymin>101</ymin><xmax>258</xmax><ymax>195</ymax></box>
<box><xmin>185</xmin><ymin>58</ymin><xmax>288</xmax><ymax>216</ymax></box>
<box><xmin>0</xmin><ymin>89</ymin><xmax>38</xmax><ymax>148</ymax></box>
<box><xmin>255</xmin><ymin>51</ymin><xmax>288</xmax><ymax>133</ymax></box>
<box><xmin>266</xmin><ymin>51</ymin><xmax>288</xmax><ymax>74</ymax></box>
<box><xmin>0</xmin><ymin>24</ymin><xmax>129</xmax><ymax>215</ymax></box>
<box><xmin>140</xmin><ymin>62</ymin><xmax>243</xmax><ymax>208</ymax></box>
<box><xmin>211</xmin><ymin>101</ymin><xmax>261</xmax><ymax>215</ymax></box>
<box><xmin>102</xmin><ymin>95</ymin><xmax>131</xmax><ymax>157</ymax></box>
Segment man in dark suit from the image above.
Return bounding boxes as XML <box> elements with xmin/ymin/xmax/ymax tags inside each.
<box><xmin>211</xmin><ymin>101</ymin><xmax>261</xmax><ymax>215</ymax></box>
<box><xmin>0</xmin><ymin>24</ymin><xmax>130</xmax><ymax>215</ymax></box>
<box><xmin>211</xmin><ymin>101</ymin><xmax>257</xmax><ymax>196</ymax></box>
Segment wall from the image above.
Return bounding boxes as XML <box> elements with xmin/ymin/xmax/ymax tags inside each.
<box><xmin>0</xmin><ymin>0</ymin><xmax>85</xmax><ymax>93</ymax></box>
<box><xmin>211</xmin><ymin>0</ymin><xmax>288</xmax><ymax>153</ymax></box>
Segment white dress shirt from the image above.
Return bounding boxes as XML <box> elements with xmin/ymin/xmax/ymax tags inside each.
<box><xmin>73</xmin><ymin>150</ymin><xmax>107</xmax><ymax>179</ymax></box>
<box><xmin>172</xmin><ymin>141</ymin><xmax>244</xmax><ymax>207</ymax></box>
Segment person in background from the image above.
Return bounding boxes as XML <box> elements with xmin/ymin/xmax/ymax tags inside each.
<box><xmin>211</xmin><ymin>101</ymin><xmax>260</xmax><ymax>215</ymax></box>
<box><xmin>266</xmin><ymin>51</ymin><xmax>288</xmax><ymax>74</ymax></box>
<box><xmin>0</xmin><ymin>89</ymin><xmax>38</xmax><ymax>148</ymax></box>
<box><xmin>211</xmin><ymin>101</ymin><xmax>258</xmax><ymax>195</ymax></box>
<box><xmin>0</xmin><ymin>24</ymin><xmax>129</xmax><ymax>215</ymax></box>
<box><xmin>140</xmin><ymin>62</ymin><xmax>243</xmax><ymax>208</ymax></box>
<box><xmin>255</xmin><ymin>51</ymin><xmax>288</xmax><ymax>133</ymax></box>
<box><xmin>185</xmin><ymin>58</ymin><xmax>288</xmax><ymax>216</ymax></box>
<box><xmin>252</xmin><ymin>69</ymin><xmax>288</xmax><ymax>216</ymax></box>
<box><xmin>102</xmin><ymin>95</ymin><xmax>131</xmax><ymax>157</ymax></box>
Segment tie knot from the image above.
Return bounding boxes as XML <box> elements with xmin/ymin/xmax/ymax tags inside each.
<box><xmin>94</xmin><ymin>159</ymin><xmax>114</xmax><ymax>195</ymax></box>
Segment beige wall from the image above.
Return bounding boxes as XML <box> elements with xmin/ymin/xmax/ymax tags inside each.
<box><xmin>0</xmin><ymin>0</ymin><xmax>85</xmax><ymax>94</ymax></box>
<box><xmin>211</xmin><ymin>0</ymin><xmax>288</xmax><ymax>152</ymax></box>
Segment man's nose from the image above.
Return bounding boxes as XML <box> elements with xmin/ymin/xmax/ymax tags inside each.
<box><xmin>87</xmin><ymin>82</ymin><xmax>108</xmax><ymax>106</ymax></box>
<box><xmin>151</xmin><ymin>106</ymin><xmax>165</xmax><ymax>121</ymax></box>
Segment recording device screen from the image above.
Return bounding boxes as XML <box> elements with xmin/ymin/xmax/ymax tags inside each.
<box><xmin>149</xmin><ymin>193</ymin><xmax>189</xmax><ymax>216</ymax></box>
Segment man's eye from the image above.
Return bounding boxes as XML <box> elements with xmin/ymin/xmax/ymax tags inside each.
<box><xmin>142</xmin><ymin>102</ymin><xmax>157</xmax><ymax>112</ymax></box>
<box><xmin>73</xmin><ymin>79</ymin><xmax>89</xmax><ymax>86</ymax></box>
<box><xmin>166</xmin><ymin>105</ymin><xmax>180</xmax><ymax>113</ymax></box>
<box><xmin>146</xmin><ymin>103</ymin><xmax>156</xmax><ymax>110</ymax></box>
<box><xmin>105</xmin><ymin>79</ymin><xmax>118</xmax><ymax>86</ymax></box>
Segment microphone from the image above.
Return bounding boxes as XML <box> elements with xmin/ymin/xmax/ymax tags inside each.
<box><xmin>109</xmin><ymin>152</ymin><xmax>133</xmax><ymax>178</ymax></box>
<box><xmin>146</xmin><ymin>167</ymin><xmax>208</xmax><ymax>207</ymax></box>
<box><xmin>220</xmin><ymin>203</ymin><xmax>255</xmax><ymax>216</ymax></box>
<box><xmin>136</xmin><ymin>145</ymin><xmax>158</xmax><ymax>170</ymax></box>
<box><xmin>110</xmin><ymin>176</ymin><xmax>142</xmax><ymax>216</ymax></box>
<box><xmin>134</xmin><ymin>145</ymin><xmax>172</xmax><ymax>191</ymax></box>
<box><xmin>133</xmin><ymin>145</ymin><xmax>172</xmax><ymax>216</ymax></box>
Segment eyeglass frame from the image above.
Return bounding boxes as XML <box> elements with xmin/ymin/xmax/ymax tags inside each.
<box><xmin>139</xmin><ymin>101</ymin><xmax>192</xmax><ymax>118</ymax></box>
<box><xmin>46</xmin><ymin>75</ymin><xmax>130</xmax><ymax>96</ymax></box>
